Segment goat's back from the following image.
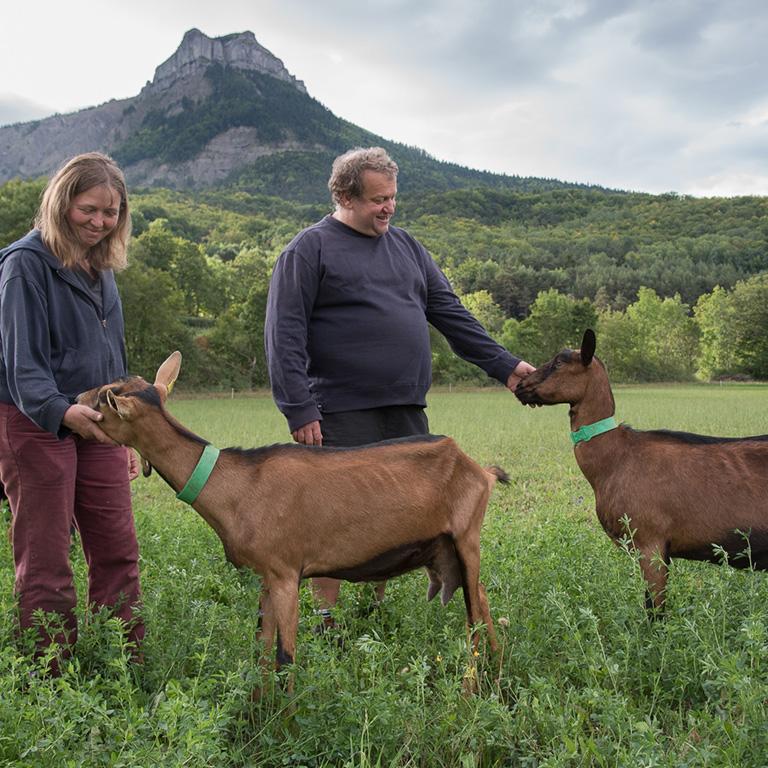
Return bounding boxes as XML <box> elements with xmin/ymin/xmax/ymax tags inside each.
<box><xmin>577</xmin><ymin>426</ymin><xmax>768</xmax><ymax>548</ymax></box>
<box><xmin>214</xmin><ymin>435</ymin><xmax>497</xmax><ymax>575</ymax></box>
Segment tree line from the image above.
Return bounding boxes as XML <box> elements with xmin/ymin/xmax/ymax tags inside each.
<box><xmin>1</xmin><ymin>177</ymin><xmax>766</xmax><ymax>387</ymax></box>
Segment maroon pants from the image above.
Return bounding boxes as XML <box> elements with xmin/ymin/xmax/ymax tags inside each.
<box><xmin>0</xmin><ymin>402</ymin><xmax>143</xmax><ymax>660</ymax></box>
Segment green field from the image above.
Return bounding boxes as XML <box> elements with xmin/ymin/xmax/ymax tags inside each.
<box><xmin>2</xmin><ymin>384</ymin><xmax>768</xmax><ymax>767</ymax></box>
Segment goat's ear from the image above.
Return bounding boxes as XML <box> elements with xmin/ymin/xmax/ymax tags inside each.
<box><xmin>580</xmin><ymin>329</ymin><xmax>596</xmax><ymax>366</ymax></box>
<box><xmin>155</xmin><ymin>351</ymin><xmax>182</xmax><ymax>395</ymax></box>
<box><xmin>106</xmin><ymin>390</ymin><xmax>135</xmax><ymax>420</ymax></box>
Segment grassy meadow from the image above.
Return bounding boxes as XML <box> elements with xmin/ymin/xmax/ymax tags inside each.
<box><xmin>2</xmin><ymin>383</ymin><xmax>768</xmax><ymax>767</ymax></box>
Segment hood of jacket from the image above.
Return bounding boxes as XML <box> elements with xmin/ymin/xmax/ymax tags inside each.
<box><xmin>0</xmin><ymin>229</ymin><xmax>60</xmax><ymax>269</ymax></box>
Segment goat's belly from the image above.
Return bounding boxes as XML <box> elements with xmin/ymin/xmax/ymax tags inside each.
<box><xmin>311</xmin><ymin>534</ymin><xmax>452</xmax><ymax>583</ymax></box>
<box><xmin>674</xmin><ymin>527</ymin><xmax>768</xmax><ymax>570</ymax></box>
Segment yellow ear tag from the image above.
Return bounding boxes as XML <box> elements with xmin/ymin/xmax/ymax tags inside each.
<box><xmin>167</xmin><ymin>380</ymin><xmax>175</xmax><ymax>395</ymax></box>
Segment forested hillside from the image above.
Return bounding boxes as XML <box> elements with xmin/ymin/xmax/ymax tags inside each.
<box><xmin>1</xmin><ymin>177</ymin><xmax>766</xmax><ymax>387</ymax></box>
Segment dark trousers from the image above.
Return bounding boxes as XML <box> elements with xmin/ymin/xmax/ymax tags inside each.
<box><xmin>321</xmin><ymin>405</ymin><xmax>429</xmax><ymax>448</ymax></box>
<box><xmin>0</xmin><ymin>403</ymin><xmax>143</xmax><ymax>660</ymax></box>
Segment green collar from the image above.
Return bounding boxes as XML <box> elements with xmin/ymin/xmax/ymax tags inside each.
<box><xmin>570</xmin><ymin>416</ymin><xmax>618</xmax><ymax>445</ymax></box>
<box><xmin>176</xmin><ymin>444</ymin><xmax>220</xmax><ymax>504</ymax></box>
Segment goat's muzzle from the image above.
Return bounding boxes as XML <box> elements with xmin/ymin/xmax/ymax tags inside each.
<box><xmin>515</xmin><ymin>380</ymin><xmax>545</xmax><ymax>406</ymax></box>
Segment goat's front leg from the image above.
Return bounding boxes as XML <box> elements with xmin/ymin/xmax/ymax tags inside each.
<box><xmin>272</xmin><ymin>580</ymin><xmax>299</xmax><ymax>667</ymax></box>
<box><xmin>268</xmin><ymin>576</ymin><xmax>300</xmax><ymax>695</ymax></box>
<box><xmin>257</xmin><ymin>578</ymin><xmax>300</xmax><ymax>666</ymax></box>
<box><xmin>252</xmin><ymin>586</ymin><xmax>276</xmax><ymax>700</ymax></box>
<box><xmin>253</xmin><ymin>577</ymin><xmax>300</xmax><ymax>696</ymax></box>
<box><xmin>256</xmin><ymin>587</ymin><xmax>275</xmax><ymax>657</ymax></box>
<box><xmin>638</xmin><ymin>542</ymin><xmax>670</xmax><ymax>618</ymax></box>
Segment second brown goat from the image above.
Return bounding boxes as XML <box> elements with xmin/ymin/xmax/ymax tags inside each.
<box><xmin>78</xmin><ymin>352</ymin><xmax>503</xmax><ymax>685</ymax></box>
<box><xmin>516</xmin><ymin>328</ymin><xmax>768</xmax><ymax>612</ymax></box>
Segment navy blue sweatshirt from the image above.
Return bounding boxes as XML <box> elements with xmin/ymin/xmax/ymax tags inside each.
<box><xmin>265</xmin><ymin>215</ymin><xmax>520</xmax><ymax>431</ymax></box>
<box><xmin>0</xmin><ymin>230</ymin><xmax>127</xmax><ymax>437</ymax></box>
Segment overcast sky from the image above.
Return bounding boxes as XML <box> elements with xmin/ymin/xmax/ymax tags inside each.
<box><xmin>2</xmin><ymin>0</ymin><xmax>766</xmax><ymax>196</ymax></box>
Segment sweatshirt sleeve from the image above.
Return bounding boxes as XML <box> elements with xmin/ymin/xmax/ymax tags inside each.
<box><xmin>264</xmin><ymin>246</ymin><xmax>323</xmax><ymax>431</ymax></box>
<box><xmin>0</xmin><ymin>272</ymin><xmax>72</xmax><ymax>436</ymax></box>
<box><xmin>422</xmin><ymin>253</ymin><xmax>520</xmax><ymax>384</ymax></box>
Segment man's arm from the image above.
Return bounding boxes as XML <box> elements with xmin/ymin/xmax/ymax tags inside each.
<box><xmin>264</xmin><ymin>248</ymin><xmax>323</xmax><ymax>438</ymax></box>
<box><xmin>422</xmin><ymin>255</ymin><xmax>533</xmax><ymax>384</ymax></box>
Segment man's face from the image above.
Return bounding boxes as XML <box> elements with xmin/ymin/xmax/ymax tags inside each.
<box><xmin>338</xmin><ymin>170</ymin><xmax>397</xmax><ymax>236</ymax></box>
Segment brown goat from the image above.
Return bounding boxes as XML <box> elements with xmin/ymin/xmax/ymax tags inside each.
<box><xmin>78</xmin><ymin>352</ymin><xmax>503</xmax><ymax>686</ymax></box>
<box><xmin>515</xmin><ymin>328</ymin><xmax>768</xmax><ymax>611</ymax></box>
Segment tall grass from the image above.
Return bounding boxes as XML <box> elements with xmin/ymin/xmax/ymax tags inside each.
<box><xmin>1</xmin><ymin>384</ymin><xmax>767</xmax><ymax>766</ymax></box>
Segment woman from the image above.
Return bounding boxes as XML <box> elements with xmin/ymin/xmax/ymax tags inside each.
<box><xmin>0</xmin><ymin>152</ymin><xmax>143</xmax><ymax>672</ymax></box>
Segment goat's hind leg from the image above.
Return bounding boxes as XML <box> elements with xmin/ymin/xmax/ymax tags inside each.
<box><xmin>477</xmin><ymin>582</ymin><xmax>498</xmax><ymax>652</ymax></box>
<box><xmin>453</xmin><ymin>497</ymin><xmax>497</xmax><ymax>653</ymax></box>
<box><xmin>456</xmin><ymin>545</ymin><xmax>497</xmax><ymax>654</ymax></box>
<box><xmin>453</xmin><ymin>525</ymin><xmax>499</xmax><ymax>684</ymax></box>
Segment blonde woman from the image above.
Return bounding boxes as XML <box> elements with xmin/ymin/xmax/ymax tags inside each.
<box><xmin>0</xmin><ymin>153</ymin><xmax>142</xmax><ymax>672</ymax></box>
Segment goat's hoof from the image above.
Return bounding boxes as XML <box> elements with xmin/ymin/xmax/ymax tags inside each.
<box><xmin>356</xmin><ymin>589</ymin><xmax>385</xmax><ymax>618</ymax></box>
<box><xmin>311</xmin><ymin>615</ymin><xmax>337</xmax><ymax>635</ymax></box>
<box><xmin>461</xmin><ymin>668</ymin><xmax>479</xmax><ymax>696</ymax></box>
<box><xmin>311</xmin><ymin>617</ymin><xmax>345</xmax><ymax>649</ymax></box>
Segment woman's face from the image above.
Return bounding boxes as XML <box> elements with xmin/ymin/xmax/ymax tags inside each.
<box><xmin>66</xmin><ymin>185</ymin><xmax>121</xmax><ymax>252</ymax></box>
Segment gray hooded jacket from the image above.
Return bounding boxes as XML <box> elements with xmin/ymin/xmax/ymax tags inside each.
<box><xmin>0</xmin><ymin>229</ymin><xmax>127</xmax><ymax>437</ymax></box>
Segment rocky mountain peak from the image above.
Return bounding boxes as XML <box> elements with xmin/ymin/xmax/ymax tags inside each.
<box><xmin>146</xmin><ymin>28</ymin><xmax>307</xmax><ymax>95</ymax></box>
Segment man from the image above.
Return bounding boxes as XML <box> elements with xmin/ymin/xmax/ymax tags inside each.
<box><xmin>265</xmin><ymin>147</ymin><xmax>534</xmax><ymax>625</ymax></box>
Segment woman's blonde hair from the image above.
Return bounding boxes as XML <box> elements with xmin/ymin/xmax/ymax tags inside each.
<box><xmin>35</xmin><ymin>152</ymin><xmax>131</xmax><ymax>271</ymax></box>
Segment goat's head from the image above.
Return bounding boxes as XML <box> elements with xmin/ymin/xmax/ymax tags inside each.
<box><xmin>76</xmin><ymin>351</ymin><xmax>182</xmax><ymax>447</ymax></box>
<box><xmin>515</xmin><ymin>329</ymin><xmax>597</xmax><ymax>407</ymax></box>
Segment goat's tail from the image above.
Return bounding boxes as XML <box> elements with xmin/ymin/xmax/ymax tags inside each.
<box><xmin>485</xmin><ymin>465</ymin><xmax>510</xmax><ymax>485</ymax></box>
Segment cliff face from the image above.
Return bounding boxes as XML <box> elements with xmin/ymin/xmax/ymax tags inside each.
<box><xmin>0</xmin><ymin>28</ymin><xmax>314</xmax><ymax>188</ymax></box>
<box><xmin>0</xmin><ymin>100</ymin><xmax>130</xmax><ymax>184</ymax></box>
<box><xmin>148</xmin><ymin>28</ymin><xmax>307</xmax><ymax>95</ymax></box>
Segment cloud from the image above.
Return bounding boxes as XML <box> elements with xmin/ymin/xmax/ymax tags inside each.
<box><xmin>0</xmin><ymin>0</ymin><xmax>766</xmax><ymax>195</ymax></box>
